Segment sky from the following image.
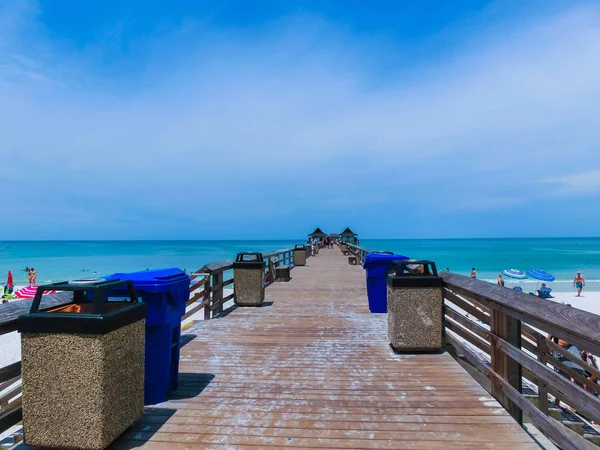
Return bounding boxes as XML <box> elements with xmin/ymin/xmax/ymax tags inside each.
<box><xmin>1</xmin><ymin>0</ymin><xmax>599</xmax><ymax>240</ymax></box>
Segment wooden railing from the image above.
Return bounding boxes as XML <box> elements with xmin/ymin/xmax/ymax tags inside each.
<box><xmin>185</xmin><ymin>260</ymin><xmax>234</xmax><ymax>321</ymax></box>
<box><xmin>263</xmin><ymin>248</ymin><xmax>298</xmax><ymax>283</ymax></box>
<box><xmin>345</xmin><ymin>243</ymin><xmax>371</xmax><ymax>265</ymax></box>
<box><xmin>441</xmin><ymin>272</ymin><xmax>600</xmax><ymax>449</ymax></box>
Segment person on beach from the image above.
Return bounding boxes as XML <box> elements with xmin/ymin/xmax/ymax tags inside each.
<box><xmin>28</xmin><ymin>268</ymin><xmax>37</xmax><ymax>286</ymax></box>
<box><xmin>548</xmin><ymin>334</ymin><xmax>586</xmax><ymax>405</ymax></box>
<box><xmin>573</xmin><ymin>271</ymin><xmax>585</xmax><ymax>296</ymax></box>
<box><xmin>497</xmin><ymin>274</ymin><xmax>504</xmax><ymax>287</ymax></box>
<box><xmin>580</xmin><ymin>350</ymin><xmax>599</xmax><ymax>391</ymax></box>
<box><xmin>471</xmin><ymin>268</ymin><xmax>476</xmax><ymax>279</ymax></box>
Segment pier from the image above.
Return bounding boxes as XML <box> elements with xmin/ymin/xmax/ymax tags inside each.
<box><xmin>2</xmin><ymin>243</ymin><xmax>600</xmax><ymax>449</ymax></box>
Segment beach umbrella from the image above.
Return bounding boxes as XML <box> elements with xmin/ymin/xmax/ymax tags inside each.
<box><xmin>502</xmin><ymin>269</ymin><xmax>527</xmax><ymax>280</ymax></box>
<box><xmin>526</xmin><ymin>269</ymin><xmax>555</xmax><ymax>292</ymax></box>
<box><xmin>14</xmin><ymin>286</ymin><xmax>56</xmax><ymax>299</ymax></box>
<box><xmin>502</xmin><ymin>268</ymin><xmax>527</xmax><ymax>288</ymax></box>
<box><xmin>7</xmin><ymin>270</ymin><xmax>13</xmax><ymax>287</ymax></box>
<box><xmin>526</xmin><ymin>269</ymin><xmax>555</xmax><ymax>282</ymax></box>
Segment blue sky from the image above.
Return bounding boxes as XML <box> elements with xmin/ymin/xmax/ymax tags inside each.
<box><xmin>1</xmin><ymin>1</ymin><xmax>599</xmax><ymax>239</ymax></box>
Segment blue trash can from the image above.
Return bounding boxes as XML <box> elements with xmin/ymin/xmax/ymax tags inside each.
<box><xmin>363</xmin><ymin>253</ymin><xmax>409</xmax><ymax>313</ymax></box>
<box><xmin>105</xmin><ymin>268</ymin><xmax>190</xmax><ymax>405</ymax></box>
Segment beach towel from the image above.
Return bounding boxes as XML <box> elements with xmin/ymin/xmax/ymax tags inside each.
<box><xmin>14</xmin><ymin>285</ymin><xmax>57</xmax><ymax>299</ymax></box>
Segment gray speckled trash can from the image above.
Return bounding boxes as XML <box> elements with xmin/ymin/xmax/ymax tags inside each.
<box><xmin>234</xmin><ymin>252</ymin><xmax>266</xmax><ymax>306</ymax></box>
<box><xmin>386</xmin><ymin>261</ymin><xmax>444</xmax><ymax>353</ymax></box>
<box><xmin>293</xmin><ymin>245</ymin><xmax>307</xmax><ymax>266</ymax></box>
<box><xmin>18</xmin><ymin>280</ymin><xmax>147</xmax><ymax>450</ymax></box>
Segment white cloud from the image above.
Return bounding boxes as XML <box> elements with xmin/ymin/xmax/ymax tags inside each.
<box><xmin>544</xmin><ymin>170</ymin><xmax>600</xmax><ymax>195</ymax></box>
<box><xmin>0</xmin><ymin>1</ymin><xmax>599</xmax><ymax>236</ymax></box>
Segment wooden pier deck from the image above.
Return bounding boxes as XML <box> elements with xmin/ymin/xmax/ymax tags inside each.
<box><xmin>107</xmin><ymin>248</ymin><xmax>538</xmax><ymax>449</ymax></box>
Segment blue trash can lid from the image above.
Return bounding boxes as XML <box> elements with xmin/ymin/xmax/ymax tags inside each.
<box><xmin>363</xmin><ymin>253</ymin><xmax>409</xmax><ymax>268</ymax></box>
<box><xmin>106</xmin><ymin>268</ymin><xmax>190</xmax><ymax>289</ymax></box>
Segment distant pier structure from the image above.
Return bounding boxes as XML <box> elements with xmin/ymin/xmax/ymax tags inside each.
<box><xmin>308</xmin><ymin>226</ymin><xmax>358</xmax><ymax>244</ymax></box>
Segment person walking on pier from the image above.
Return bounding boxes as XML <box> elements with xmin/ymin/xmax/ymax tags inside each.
<box><xmin>573</xmin><ymin>271</ymin><xmax>585</xmax><ymax>296</ymax></box>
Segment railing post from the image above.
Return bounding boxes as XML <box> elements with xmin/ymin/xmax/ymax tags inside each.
<box><xmin>536</xmin><ymin>335</ymin><xmax>549</xmax><ymax>415</ymax></box>
<box><xmin>212</xmin><ymin>271</ymin><xmax>223</xmax><ymax>317</ymax></box>
<box><xmin>203</xmin><ymin>276</ymin><xmax>211</xmax><ymax>321</ymax></box>
<box><xmin>268</xmin><ymin>258</ymin><xmax>275</xmax><ymax>283</ymax></box>
<box><xmin>491</xmin><ymin>308</ymin><xmax>522</xmax><ymax>424</ymax></box>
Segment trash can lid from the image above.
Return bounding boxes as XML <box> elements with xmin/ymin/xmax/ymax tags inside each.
<box><xmin>105</xmin><ymin>268</ymin><xmax>190</xmax><ymax>291</ymax></box>
<box><xmin>387</xmin><ymin>260</ymin><xmax>443</xmax><ymax>288</ymax></box>
<box><xmin>235</xmin><ymin>252</ymin><xmax>263</xmax><ymax>262</ymax></box>
<box><xmin>363</xmin><ymin>252</ymin><xmax>409</xmax><ymax>267</ymax></box>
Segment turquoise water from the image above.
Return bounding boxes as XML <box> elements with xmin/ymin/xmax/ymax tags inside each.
<box><xmin>1</xmin><ymin>238</ymin><xmax>599</xmax><ymax>292</ymax></box>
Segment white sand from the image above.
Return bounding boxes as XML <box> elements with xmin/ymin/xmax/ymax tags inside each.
<box><xmin>549</xmin><ymin>290</ymin><xmax>600</xmax><ymax>316</ymax></box>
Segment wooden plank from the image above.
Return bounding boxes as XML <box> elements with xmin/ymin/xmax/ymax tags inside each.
<box><xmin>188</xmin><ymin>277</ymin><xmax>208</xmax><ymax>293</ymax></box>
<box><xmin>444</xmin><ymin>307</ymin><xmax>491</xmax><ymax>343</ymax></box>
<box><xmin>490</xmin><ymin>310</ymin><xmax>522</xmax><ymax>424</ymax></box>
<box><xmin>536</xmin><ymin>335</ymin><xmax>549</xmax><ymax>416</ymax></box>
<box><xmin>203</xmin><ymin>275</ymin><xmax>211</xmax><ymax>321</ymax></box>
<box><xmin>211</xmin><ymin>271</ymin><xmax>224</xmax><ymax>315</ymax></box>
<box><xmin>444</xmin><ymin>289</ymin><xmax>490</xmax><ymax>324</ymax></box>
<box><xmin>441</xmin><ymin>272</ymin><xmax>600</xmax><ymax>356</ymax></box>
<box><xmin>186</xmin><ymin>290</ymin><xmax>206</xmax><ymax>306</ymax></box>
<box><xmin>202</xmin><ymin>261</ymin><xmax>233</xmax><ymax>273</ymax></box>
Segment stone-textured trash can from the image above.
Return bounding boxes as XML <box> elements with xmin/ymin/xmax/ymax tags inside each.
<box><xmin>294</xmin><ymin>244</ymin><xmax>307</xmax><ymax>266</ymax></box>
<box><xmin>234</xmin><ymin>252</ymin><xmax>266</xmax><ymax>306</ymax></box>
<box><xmin>18</xmin><ymin>279</ymin><xmax>147</xmax><ymax>450</ymax></box>
<box><xmin>387</xmin><ymin>260</ymin><xmax>444</xmax><ymax>353</ymax></box>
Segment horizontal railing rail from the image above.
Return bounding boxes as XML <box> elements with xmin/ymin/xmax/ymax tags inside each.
<box><xmin>441</xmin><ymin>271</ymin><xmax>600</xmax><ymax>449</ymax></box>
<box><xmin>345</xmin><ymin>243</ymin><xmax>371</xmax><ymax>265</ymax></box>
<box><xmin>263</xmin><ymin>248</ymin><xmax>296</xmax><ymax>283</ymax></box>
<box><xmin>188</xmin><ymin>260</ymin><xmax>234</xmax><ymax>319</ymax></box>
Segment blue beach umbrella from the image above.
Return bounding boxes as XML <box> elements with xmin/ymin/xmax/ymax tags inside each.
<box><xmin>526</xmin><ymin>269</ymin><xmax>555</xmax><ymax>293</ymax></box>
<box><xmin>526</xmin><ymin>269</ymin><xmax>555</xmax><ymax>282</ymax></box>
<box><xmin>502</xmin><ymin>269</ymin><xmax>528</xmax><ymax>280</ymax></box>
<box><xmin>502</xmin><ymin>268</ymin><xmax>527</xmax><ymax>288</ymax></box>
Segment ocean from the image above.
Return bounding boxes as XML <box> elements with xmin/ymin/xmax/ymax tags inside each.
<box><xmin>1</xmin><ymin>238</ymin><xmax>599</xmax><ymax>292</ymax></box>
